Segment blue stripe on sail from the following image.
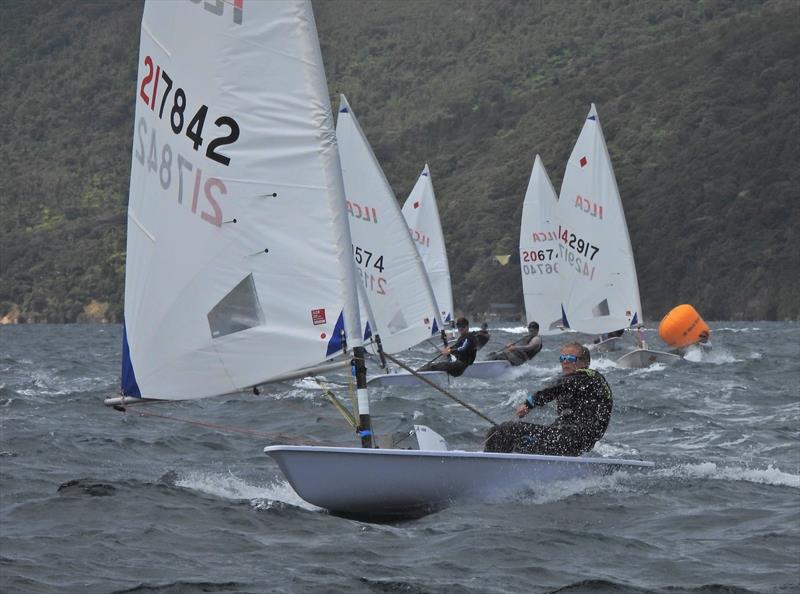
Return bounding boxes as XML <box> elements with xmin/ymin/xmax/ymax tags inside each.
<box><xmin>588</xmin><ymin>115</ymin><xmax>596</xmax><ymax>121</ymax></box>
<box><xmin>422</xmin><ymin>171</ymin><xmax>429</xmax><ymax>177</ymax></box>
<box><xmin>340</xmin><ymin>106</ymin><xmax>349</xmax><ymax>113</ymax></box>
<box><xmin>326</xmin><ymin>311</ymin><xmax>346</xmax><ymax>357</ymax></box>
<box><xmin>630</xmin><ymin>312</ymin><xmax>639</xmax><ymax>327</ymax></box>
<box><xmin>120</xmin><ymin>320</ymin><xmax>141</xmax><ymax>398</ymax></box>
<box><xmin>561</xmin><ymin>305</ymin><xmax>571</xmax><ymax>329</ymax></box>
<box><xmin>444</xmin><ymin>313</ymin><xmax>451</xmax><ymax>323</ymax></box>
<box><xmin>364</xmin><ymin>320</ymin><xmax>372</xmax><ymax>341</ymax></box>
<box><xmin>432</xmin><ymin>318</ymin><xmax>439</xmax><ymax>335</ymax></box>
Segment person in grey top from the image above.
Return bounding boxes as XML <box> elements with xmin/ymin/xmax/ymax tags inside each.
<box><xmin>488</xmin><ymin>321</ymin><xmax>542</xmax><ymax>366</ymax></box>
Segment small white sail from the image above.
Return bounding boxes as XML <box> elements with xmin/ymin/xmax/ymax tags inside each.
<box><xmin>519</xmin><ymin>155</ymin><xmax>563</xmax><ymax>335</ymax></box>
<box><xmin>557</xmin><ymin>104</ymin><xmax>642</xmax><ymax>335</ymax></box>
<box><xmin>336</xmin><ymin>96</ymin><xmax>442</xmax><ymax>353</ymax></box>
<box><xmin>401</xmin><ymin>165</ymin><xmax>454</xmax><ymax>326</ymax></box>
<box><xmin>122</xmin><ymin>1</ymin><xmax>361</xmax><ymax>400</ymax></box>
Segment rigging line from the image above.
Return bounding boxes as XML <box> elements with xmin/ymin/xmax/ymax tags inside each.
<box><xmin>112</xmin><ymin>405</ymin><xmax>315</xmax><ymax>445</ymax></box>
<box><xmin>417</xmin><ymin>347</ymin><xmax>447</xmax><ymax>370</ymax></box>
<box><xmin>382</xmin><ymin>352</ymin><xmax>497</xmax><ymax>427</ymax></box>
<box><xmin>314</xmin><ymin>377</ymin><xmax>357</xmax><ymax>429</ymax></box>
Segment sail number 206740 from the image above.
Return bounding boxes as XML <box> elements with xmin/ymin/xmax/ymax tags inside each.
<box><xmin>139</xmin><ymin>55</ymin><xmax>239</xmax><ymax>167</ymax></box>
<box><xmin>521</xmin><ymin>249</ymin><xmax>558</xmax><ymax>276</ymax></box>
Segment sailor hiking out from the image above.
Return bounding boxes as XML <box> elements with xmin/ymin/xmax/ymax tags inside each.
<box><xmin>488</xmin><ymin>321</ymin><xmax>542</xmax><ymax>366</ymax></box>
<box><xmin>484</xmin><ymin>342</ymin><xmax>612</xmax><ymax>456</ymax></box>
<box><xmin>419</xmin><ymin>317</ymin><xmax>478</xmax><ymax>377</ymax></box>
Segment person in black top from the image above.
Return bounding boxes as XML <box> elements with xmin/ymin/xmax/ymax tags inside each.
<box><xmin>418</xmin><ymin>317</ymin><xmax>478</xmax><ymax>377</ymax></box>
<box><xmin>484</xmin><ymin>342</ymin><xmax>612</xmax><ymax>456</ymax></box>
<box><xmin>489</xmin><ymin>321</ymin><xmax>542</xmax><ymax>365</ymax></box>
<box><xmin>475</xmin><ymin>322</ymin><xmax>491</xmax><ymax>350</ymax></box>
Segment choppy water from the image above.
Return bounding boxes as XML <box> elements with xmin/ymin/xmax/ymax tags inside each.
<box><xmin>1</xmin><ymin>323</ymin><xmax>798</xmax><ymax>594</ymax></box>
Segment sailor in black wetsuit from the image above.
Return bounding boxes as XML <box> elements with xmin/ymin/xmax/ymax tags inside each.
<box><xmin>484</xmin><ymin>342</ymin><xmax>612</xmax><ymax>456</ymax></box>
<box><xmin>419</xmin><ymin>317</ymin><xmax>477</xmax><ymax>377</ymax></box>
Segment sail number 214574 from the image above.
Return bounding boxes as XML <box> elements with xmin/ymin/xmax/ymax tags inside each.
<box><xmin>352</xmin><ymin>245</ymin><xmax>386</xmax><ymax>295</ymax></box>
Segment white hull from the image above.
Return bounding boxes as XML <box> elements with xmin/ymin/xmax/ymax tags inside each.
<box><xmin>461</xmin><ymin>360</ymin><xmax>512</xmax><ymax>378</ymax></box>
<box><xmin>589</xmin><ymin>337</ymin><xmax>623</xmax><ymax>353</ymax></box>
<box><xmin>616</xmin><ymin>349</ymin><xmax>682</xmax><ymax>368</ymax></box>
<box><xmin>367</xmin><ymin>370</ymin><xmax>448</xmax><ymax>388</ymax></box>
<box><xmin>264</xmin><ymin>445</ymin><xmax>654</xmax><ymax>519</ymax></box>
<box><xmin>366</xmin><ymin>360</ymin><xmax>512</xmax><ymax>387</ymax></box>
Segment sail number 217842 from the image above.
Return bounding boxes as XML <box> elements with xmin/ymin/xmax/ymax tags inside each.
<box><xmin>139</xmin><ymin>55</ymin><xmax>239</xmax><ymax>167</ymax></box>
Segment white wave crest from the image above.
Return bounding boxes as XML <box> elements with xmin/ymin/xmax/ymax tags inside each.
<box><xmin>682</xmin><ymin>346</ymin><xmax>740</xmax><ymax>364</ymax></box>
<box><xmin>175</xmin><ymin>470</ymin><xmax>320</xmax><ymax>511</ymax></box>
<box><xmin>661</xmin><ymin>462</ymin><xmax>800</xmax><ymax>488</ymax></box>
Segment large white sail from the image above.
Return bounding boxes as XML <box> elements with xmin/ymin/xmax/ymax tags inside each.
<box><xmin>557</xmin><ymin>104</ymin><xmax>642</xmax><ymax>334</ymax></box>
<box><xmin>519</xmin><ymin>155</ymin><xmax>563</xmax><ymax>335</ymax></box>
<box><xmin>121</xmin><ymin>1</ymin><xmax>361</xmax><ymax>400</ymax></box>
<box><xmin>401</xmin><ymin>165</ymin><xmax>454</xmax><ymax>326</ymax></box>
<box><xmin>336</xmin><ymin>96</ymin><xmax>442</xmax><ymax>353</ymax></box>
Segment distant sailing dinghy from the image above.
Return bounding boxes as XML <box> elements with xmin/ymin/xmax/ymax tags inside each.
<box><xmin>402</xmin><ymin>165</ymin><xmax>454</xmax><ymax>327</ymax></box>
<box><xmin>365</xmin><ymin>357</ymin><xmax>512</xmax><ymax>388</ymax></box>
<box><xmin>367</xmin><ymin>164</ymin><xmax>512</xmax><ymax>387</ymax></box>
<box><xmin>111</xmin><ymin>1</ymin><xmax>653</xmax><ymax>521</ymax></box>
<box><xmin>336</xmin><ymin>96</ymin><xmax>445</xmax><ymax>359</ymax></box>
<box><xmin>520</xmin><ymin>155</ymin><xmax>564</xmax><ymax>337</ymax></box>
<box><xmin>557</xmin><ymin>105</ymin><xmax>679</xmax><ymax>369</ymax></box>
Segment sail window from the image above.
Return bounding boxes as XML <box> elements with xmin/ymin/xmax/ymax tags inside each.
<box><xmin>207</xmin><ymin>274</ymin><xmax>265</xmax><ymax>338</ymax></box>
<box><xmin>591</xmin><ymin>299</ymin><xmax>611</xmax><ymax>318</ymax></box>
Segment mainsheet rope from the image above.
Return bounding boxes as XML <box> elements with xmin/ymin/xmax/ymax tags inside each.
<box><xmin>113</xmin><ymin>401</ymin><xmax>319</xmax><ymax>445</ymax></box>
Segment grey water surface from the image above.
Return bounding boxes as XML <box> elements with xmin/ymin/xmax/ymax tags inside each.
<box><xmin>1</xmin><ymin>323</ymin><xmax>798</xmax><ymax>594</ymax></box>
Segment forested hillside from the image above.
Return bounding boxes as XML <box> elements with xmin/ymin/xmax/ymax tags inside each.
<box><xmin>0</xmin><ymin>0</ymin><xmax>797</xmax><ymax>323</ymax></box>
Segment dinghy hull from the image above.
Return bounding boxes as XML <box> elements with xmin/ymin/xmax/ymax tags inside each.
<box><xmin>264</xmin><ymin>445</ymin><xmax>654</xmax><ymax>520</ymax></box>
<box><xmin>616</xmin><ymin>349</ymin><xmax>682</xmax><ymax>368</ymax></box>
<box><xmin>366</xmin><ymin>360</ymin><xmax>512</xmax><ymax>388</ymax></box>
<box><xmin>589</xmin><ymin>337</ymin><xmax>624</xmax><ymax>353</ymax></box>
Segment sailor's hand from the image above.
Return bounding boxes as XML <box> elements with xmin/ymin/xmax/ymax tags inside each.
<box><xmin>442</xmin><ymin>347</ymin><xmax>451</xmax><ymax>355</ymax></box>
<box><xmin>516</xmin><ymin>404</ymin><xmax>529</xmax><ymax>418</ymax></box>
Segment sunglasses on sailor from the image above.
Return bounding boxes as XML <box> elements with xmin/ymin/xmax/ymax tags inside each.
<box><xmin>559</xmin><ymin>354</ymin><xmax>580</xmax><ymax>363</ymax></box>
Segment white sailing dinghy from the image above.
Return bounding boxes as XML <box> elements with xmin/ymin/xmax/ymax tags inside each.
<box><xmin>337</xmin><ymin>96</ymin><xmax>444</xmax><ymax>358</ymax></box>
<box><xmin>336</xmin><ymin>99</ymin><xmax>468</xmax><ymax>388</ymax></box>
<box><xmin>519</xmin><ymin>154</ymin><xmax>565</xmax><ymax>336</ymax></box>
<box><xmin>557</xmin><ymin>105</ymin><xmax>679</xmax><ymax>369</ymax></box>
<box><xmin>112</xmin><ymin>1</ymin><xmax>653</xmax><ymax>520</ymax></box>
<box><xmin>370</xmin><ymin>164</ymin><xmax>512</xmax><ymax>386</ymax></box>
<box><xmin>401</xmin><ymin>164</ymin><xmax>454</xmax><ymax>327</ymax></box>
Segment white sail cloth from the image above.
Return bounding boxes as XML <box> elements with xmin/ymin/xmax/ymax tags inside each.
<box><xmin>336</xmin><ymin>96</ymin><xmax>442</xmax><ymax>353</ymax></box>
<box><xmin>401</xmin><ymin>165</ymin><xmax>454</xmax><ymax>326</ymax></box>
<box><xmin>557</xmin><ymin>104</ymin><xmax>642</xmax><ymax>334</ymax></box>
<box><xmin>519</xmin><ymin>155</ymin><xmax>563</xmax><ymax>335</ymax></box>
<box><xmin>122</xmin><ymin>1</ymin><xmax>361</xmax><ymax>400</ymax></box>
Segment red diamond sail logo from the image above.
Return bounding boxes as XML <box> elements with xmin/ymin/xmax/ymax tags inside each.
<box><xmin>580</xmin><ymin>156</ymin><xmax>588</xmax><ymax>168</ymax></box>
<box><xmin>413</xmin><ymin>201</ymin><xmax>420</xmax><ymax>209</ymax></box>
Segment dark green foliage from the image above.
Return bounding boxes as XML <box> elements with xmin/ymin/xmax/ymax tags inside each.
<box><xmin>0</xmin><ymin>0</ymin><xmax>797</xmax><ymax>322</ymax></box>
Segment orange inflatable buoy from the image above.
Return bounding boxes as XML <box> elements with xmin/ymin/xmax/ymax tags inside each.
<box><xmin>658</xmin><ymin>304</ymin><xmax>710</xmax><ymax>349</ymax></box>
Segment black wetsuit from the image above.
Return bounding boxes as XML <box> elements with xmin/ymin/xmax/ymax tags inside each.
<box><xmin>484</xmin><ymin>368</ymin><xmax>613</xmax><ymax>456</ymax></box>
<box><xmin>420</xmin><ymin>332</ymin><xmax>478</xmax><ymax>377</ymax></box>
